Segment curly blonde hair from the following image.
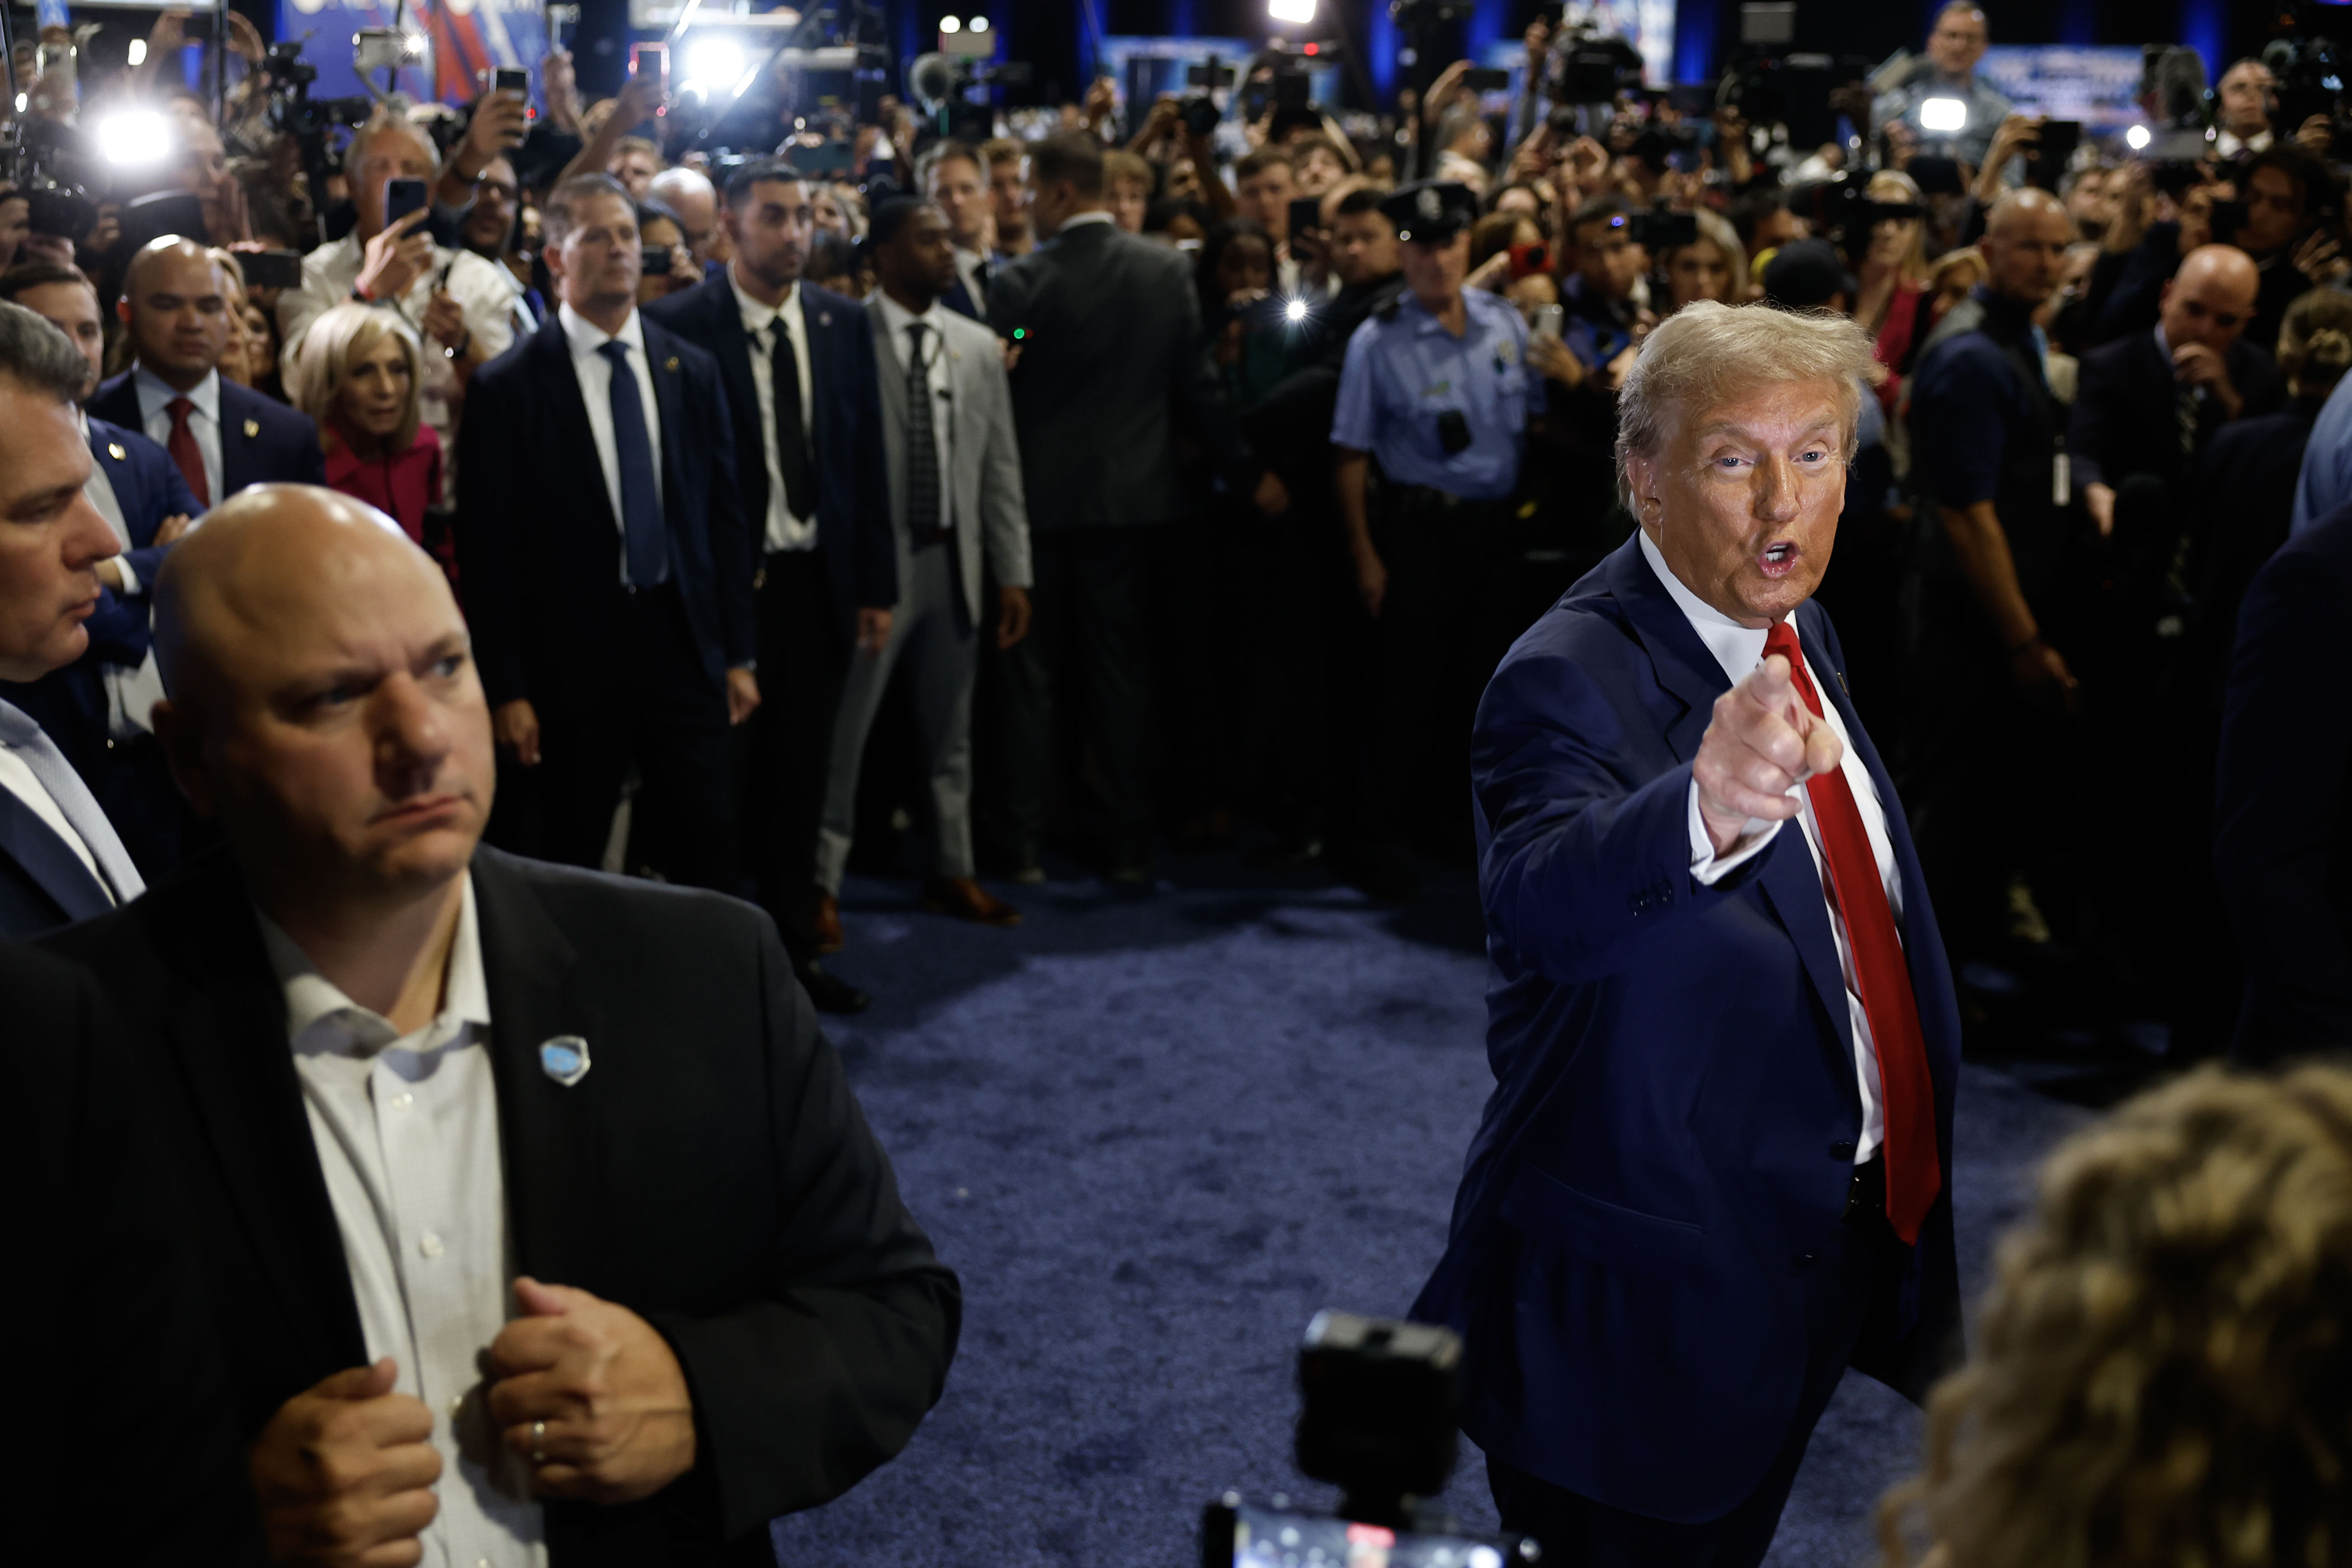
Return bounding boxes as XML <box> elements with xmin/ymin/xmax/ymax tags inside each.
<box><xmin>1879</xmin><ymin>1062</ymin><xmax>2352</xmax><ymax>1568</ymax></box>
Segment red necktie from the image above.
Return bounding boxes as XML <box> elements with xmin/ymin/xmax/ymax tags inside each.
<box><xmin>166</xmin><ymin>396</ymin><xmax>210</xmax><ymax>507</ymax></box>
<box><xmin>1764</xmin><ymin>621</ymin><xmax>1940</xmax><ymax>1243</ymax></box>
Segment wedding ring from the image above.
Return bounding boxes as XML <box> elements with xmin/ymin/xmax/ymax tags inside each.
<box><xmin>530</xmin><ymin>1419</ymin><xmax>546</xmax><ymax>1465</ymax></box>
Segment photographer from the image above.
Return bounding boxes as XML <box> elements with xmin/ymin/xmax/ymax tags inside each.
<box><xmin>2234</xmin><ymin>142</ymin><xmax>2346</xmax><ymax>353</ymax></box>
<box><xmin>1871</xmin><ymin>2</ymin><xmax>2013</xmax><ymax>172</ymax></box>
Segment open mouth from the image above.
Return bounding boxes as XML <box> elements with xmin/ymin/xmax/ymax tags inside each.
<box><xmin>1758</xmin><ymin>541</ymin><xmax>1800</xmax><ymax>579</ymax></box>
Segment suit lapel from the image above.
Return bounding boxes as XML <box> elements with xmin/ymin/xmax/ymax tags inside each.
<box><xmin>533</xmin><ymin>320</ymin><xmax>614</xmax><ymax>533</ymax></box>
<box><xmin>0</xmin><ymin>781</ymin><xmax>111</xmax><ymax>922</ymax></box>
<box><xmin>1604</xmin><ymin>538</ymin><xmax>1726</xmax><ymax>762</ymax></box>
<box><xmin>471</xmin><ymin>850</ymin><xmax>605</xmax><ymax>1286</ymax></box>
<box><xmin>800</xmin><ymin>284</ymin><xmax>835</xmax><ymax>467</ymax></box>
<box><xmin>642</xmin><ymin>319</ymin><xmax>689</xmax><ymax>539</ymax></box>
<box><xmin>216</xmin><ymin>381</ymin><xmax>250</xmax><ymax>498</ymax></box>
<box><xmin>871</xmin><ymin>305</ymin><xmax>908</xmax><ymax>532</ymax></box>
<box><xmin>701</xmin><ymin>281</ymin><xmax>766</xmax><ymax>525</ymax></box>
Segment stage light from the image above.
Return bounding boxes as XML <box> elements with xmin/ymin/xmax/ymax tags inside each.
<box><xmin>97</xmin><ymin>110</ymin><xmax>173</xmax><ymax>166</ymax></box>
<box><xmin>939</xmin><ymin>15</ymin><xmax>961</xmax><ymax>31</ymax></box>
<box><xmin>970</xmin><ymin>16</ymin><xmax>989</xmax><ymax>31</ymax></box>
<box><xmin>126</xmin><ymin>38</ymin><xmax>147</xmax><ymax>66</ymax></box>
<box><xmin>1269</xmin><ymin>0</ymin><xmax>1317</xmax><ymax>23</ymax></box>
<box><xmin>1918</xmin><ymin>96</ymin><xmax>1966</xmax><ymax>133</ymax></box>
<box><xmin>684</xmin><ymin>39</ymin><xmax>744</xmax><ymax>89</ymax></box>
<box><xmin>2126</xmin><ymin>122</ymin><xmax>2152</xmax><ymax>150</ymax></box>
<box><xmin>1284</xmin><ymin>297</ymin><xmax>1308</xmax><ymax>322</ymax></box>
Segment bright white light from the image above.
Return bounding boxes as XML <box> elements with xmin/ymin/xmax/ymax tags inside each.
<box><xmin>1284</xmin><ymin>297</ymin><xmax>1308</xmax><ymax>322</ymax></box>
<box><xmin>969</xmin><ymin>15</ymin><xmax>989</xmax><ymax>30</ymax></box>
<box><xmin>96</xmin><ymin>110</ymin><xmax>173</xmax><ymax>167</ymax></box>
<box><xmin>1918</xmin><ymin>96</ymin><xmax>1966</xmax><ymax>133</ymax></box>
<box><xmin>938</xmin><ymin>15</ymin><xmax>961</xmax><ymax>31</ymax></box>
<box><xmin>2126</xmin><ymin>122</ymin><xmax>2152</xmax><ymax>150</ymax></box>
<box><xmin>11</xmin><ymin>94</ymin><xmax>23</xmax><ymax>113</ymax></box>
<box><xmin>1269</xmin><ymin>0</ymin><xmax>1316</xmax><ymax>22</ymax></box>
<box><xmin>684</xmin><ymin>39</ymin><xmax>744</xmax><ymax>87</ymax></box>
<box><xmin>126</xmin><ymin>37</ymin><xmax>147</xmax><ymax>66</ymax></box>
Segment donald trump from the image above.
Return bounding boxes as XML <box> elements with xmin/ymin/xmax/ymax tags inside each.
<box><xmin>1413</xmin><ymin>301</ymin><xmax>1963</xmax><ymax>1566</ymax></box>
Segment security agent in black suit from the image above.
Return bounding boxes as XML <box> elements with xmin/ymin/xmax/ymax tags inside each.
<box><xmin>3</xmin><ymin>943</ymin><xmax>256</xmax><ymax>1565</ymax></box>
<box><xmin>2216</xmin><ymin>494</ymin><xmax>2352</xmax><ymax>1064</ymax></box>
<box><xmin>985</xmin><ymin>132</ymin><xmax>1279</xmax><ymax>882</ymax></box>
<box><xmin>460</xmin><ymin>174</ymin><xmax>759</xmax><ymax>898</ymax></box>
<box><xmin>54</xmin><ymin>487</ymin><xmax>957</xmax><ymax>1566</ymax></box>
<box><xmin>644</xmin><ymin>158</ymin><xmax>894</xmax><ymax>1013</ymax></box>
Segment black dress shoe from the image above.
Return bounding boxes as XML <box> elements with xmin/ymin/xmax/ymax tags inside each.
<box><xmin>796</xmin><ymin>958</ymin><xmax>871</xmax><ymax>1015</ymax></box>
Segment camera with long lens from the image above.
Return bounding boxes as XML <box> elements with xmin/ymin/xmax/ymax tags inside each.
<box><xmin>1201</xmin><ymin>1312</ymin><xmax>1539</xmax><ymax>1568</ymax></box>
<box><xmin>2263</xmin><ymin>4</ymin><xmax>2352</xmax><ymax>149</ymax></box>
<box><xmin>1787</xmin><ymin>170</ymin><xmax>1923</xmax><ymax>255</ymax></box>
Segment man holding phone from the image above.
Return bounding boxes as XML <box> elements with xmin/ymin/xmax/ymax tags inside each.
<box><xmin>277</xmin><ymin>110</ymin><xmax>519</xmax><ymax>462</ymax></box>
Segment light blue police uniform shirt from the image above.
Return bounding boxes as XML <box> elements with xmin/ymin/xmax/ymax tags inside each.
<box><xmin>1330</xmin><ymin>287</ymin><xmax>1534</xmax><ymax>502</ymax></box>
<box><xmin>2293</xmin><ymin>367</ymin><xmax>2352</xmax><ymax>537</ymax></box>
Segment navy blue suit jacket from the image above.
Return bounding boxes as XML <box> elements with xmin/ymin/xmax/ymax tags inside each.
<box><xmin>1411</xmin><ymin>538</ymin><xmax>1963</xmax><ymax>1523</ymax></box>
<box><xmin>0</xmin><ymin>780</ymin><xmax>115</xmax><ymax>938</ymax></box>
<box><xmin>87</xmin><ymin>371</ymin><xmax>325</xmax><ymax>499</ymax></box>
<box><xmin>456</xmin><ymin>312</ymin><xmax>755</xmax><ymax>715</ymax></box>
<box><xmin>644</xmin><ymin>275</ymin><xmax>894</xmax><ymax>644</ymax></box>
<box><xmin>2214</xmin><ymin>496</ymin><xmax>2352</xmax><ymax>1062</ymax></box>
<box><xmin>81</xmin><ymin>414</ymin><xmax>204</xmax><ymax>665</ymax></box>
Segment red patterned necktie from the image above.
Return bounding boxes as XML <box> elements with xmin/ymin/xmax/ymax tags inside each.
<box><xmin>1763</xmin><ymin>621</ymin><xmax>1940</xmax><ymax>1243</ymax></box>
<box><xmin>166</xmin><ymin>396</ymin><xmax>210</xmax><ymax>507</ymax></box>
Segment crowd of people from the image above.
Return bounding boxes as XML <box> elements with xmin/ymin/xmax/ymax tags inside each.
<box><xmin>12</xmin><ymin>1</ymin><xmax>2352</xmax><ymax>1564</ymax></box>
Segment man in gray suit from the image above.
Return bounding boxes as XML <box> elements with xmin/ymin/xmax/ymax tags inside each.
<box><xmin>816</xmin><ymin>199</ymin><xmax>1032</xmax><ymax>927</ymax></box>
<box><xmin>985</xmin><ymin>133</ymin><xmax>1278</xmax><ymax>884</ymax></box>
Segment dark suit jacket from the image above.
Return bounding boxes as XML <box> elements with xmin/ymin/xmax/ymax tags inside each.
<box><xmin>457</xmin><ymin>312</ymin><xmax>757</xmax><ymax>714</ymax></box>
<box><xmin>41</xmin><ymin>845</ymin><xmax>961</xmax><ymax>1566</ymax></box>
<box><xmin>2215</xmin><ymin>497</ymin><xmax>2352</xmax><ymax>1063</ymax></box>
<box><xmin>1</xmin><ymin>943</ymin><xmax>257</xmax><ymax>1564</ymax></box>
<box><xmin>2068</xmin><ymin>327</ymin><xmax>2284</xmax><ymax>494</ymax></box>
<box><xmin>985</xmin><ymin>218</ymin><xmax>1253</xmax><ymax>530</ymax></box>
<box><xmin>0</xmin><ymin>710</ymin><xmax>120</xmax><ymax>939</ymax></box>
<box><xmin>1410</xmin><ymin>538</ymin><xmax>1963</xmax><ymax>1523</ymax></box>
<box><xmin>2181</xmin><ymin>396</ymin><xmax>2323</xmax><ymax>715</ymax></box>
<box><xmin>88</xmin><ymin>370</ymin><xmax>326</xmax><ymax>498</ymax></box>
<box><xmin>81</xmin><ymin>413</ymin><xmax>204</xmax><ymax>664</ymax></box>
<box><xmin>645</xmin><ymin>275</ymin><xmax>894</xmax><ymax>644</ymax></box>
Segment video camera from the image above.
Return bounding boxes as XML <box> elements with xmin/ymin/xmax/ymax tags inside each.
<box><xmin>1201</xmin><ymin>1312</ymin><xmax>1539</xmax><ymax>1568</ymax></box>
<box><xmin>1787</xmin><ymin>170</ymin><xmax>1923</xmax><ymax>251</ymax></box>
<box><xmin>2263</xmin><ymin>3</ymin><xmax>2352</xmax><ymax>148</ymax></box>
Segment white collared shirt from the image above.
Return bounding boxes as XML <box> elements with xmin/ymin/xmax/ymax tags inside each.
<box><xmin>951</xmin><ymin>245</ymin><xmax>990</xmax><ymax>313</ymax></box>
<box><xmin>132</xmin><ymin>365</ymin><xmax>221</xmax><ymax>506</ymax></box>
<box><xmin>1640</xmin><ymin>530</ymin><xmax>1902</xmax><ymax>1163</ymax></box>
<box><xmin>2217</xmin><ymin>126</ymin><xmax>2274</xmax><ymax>160</ymax></box>
<box><xmin>729</xmin><ymin>267</ymin><xmax>817</xmax><ymax>554</ymax></box>
<box><xmin>1053</xmin><ymin>210</ymin><xmax>1116</xmax><ymax>234</ymax></box>
<box><xmin>869</xmin><ymin>290</ymin><xmax>955</xmax><ymax>532</ymax></box>
<box><xmin>558</xmin><ymin>302</ymin><xmax>665</xmax><ymax>584</ymax></box>
<box><xmin>259</xmin><ymin>877</ymin><xmax>546</xmax><ymax>1568</ymax></box>
<box><xmin>0</xmin><ymin>740</ymin><xmax>103</xmax><ymax>887</ymax></box>
<box><xmin>78</xmin><ymin>409</ymin><xmax>132</xmax><ymax>554</ymax></box>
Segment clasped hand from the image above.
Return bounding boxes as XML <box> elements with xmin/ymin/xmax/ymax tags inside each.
<box><xmin>487</xmin><ymin>1277</ymin><xmax>697</xmax><ymax>1506</ymax></box>
<box><xmin>1692</xmin><ymin>652</ymin><xmax>1843</xmax><ymax>857</ymax></box>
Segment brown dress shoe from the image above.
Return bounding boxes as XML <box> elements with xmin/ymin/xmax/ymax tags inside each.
<box><xmin>805</xmin><ymin>892</ymin><xmax>846</xmax><ymax>955</ymax></box>
<box><xmin>922</xmin><ymin>876</ymin><xmax>1022</xmax><ymax>928</ymax></box>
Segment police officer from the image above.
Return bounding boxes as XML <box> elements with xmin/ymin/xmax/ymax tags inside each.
<box><xmin>1900</xmin><ymin>187</ymin><xmax>2078</xmax><ymax>966</ymax></box>
<box><xmin>1871</xmin><ymin>1</ymin><xmax>2013</xmax><ymax>169</ymax></box>
<box><xmin>1331</xmin><ymin>180</ymin><xmax>1543</xmax><ymax>898</ymax></box>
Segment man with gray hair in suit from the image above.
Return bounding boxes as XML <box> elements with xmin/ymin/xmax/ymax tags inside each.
<box><xmin>817</xmin><ymin>197</ymin><xmax>1032</xmax><ymax>927</ymax></box>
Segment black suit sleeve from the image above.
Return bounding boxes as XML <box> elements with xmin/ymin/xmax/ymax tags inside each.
<box><xmin>2</xmin><ymin>947</ymin><xmax>262</xmax><ymax>1564</ymax></box>
<box><xmin>1168</xmin><ymin>264</ymin><xmax>1259</xmax><ymax>496</ymax></box>
<box><xmin>2214</xmin><ymin>541</ymin><xmax>2352</xmax><ymax>1060</ymax></box>
<box><xmin>2066</xmin><ymin>348</ymin><xmax>2123</xmax><ymax>494</ymax></box>
<box><xmin>846</xmin><ymin>312</ymin><xmax>898</xmax><ymax>612</ymax></box>
<box><xmin>455</xmin><ymin>366</ymin><xmax>532</xmax><ymax>707</ymax></box>
<box><xmin>292</xmin><ymin>413</ymin><xmax>328</xmax><ymax>485</ymax></box>
<box><xmin>644</xmin><ymin>914</ymin><xmax>959</xmax><ymax>1537</ymax></box>
<box><xmin>698</xmin><ymin>362</ymin><xmax>757</xmax><ymax>669</ymax></box>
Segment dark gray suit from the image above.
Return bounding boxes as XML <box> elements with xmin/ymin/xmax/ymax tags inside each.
<box><xmin>983</xmin><ymin>215</ymin><xmax>1256</xmax><ymax>872</ymax></box>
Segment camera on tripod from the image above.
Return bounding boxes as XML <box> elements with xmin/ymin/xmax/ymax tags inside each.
<box><xmin>1202</xmin><ymin>1311</ymin><xmax>1538</xmax><ymax>1568</ymax></box>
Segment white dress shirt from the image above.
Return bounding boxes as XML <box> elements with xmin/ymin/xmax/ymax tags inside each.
<box><xmin>261</xmin><ymin>877</ymin><xmax>546</xmax><ymax>1568</ymax></box>
<box><xmin>870</xmin><ymin>290</ymin><xmax>956</xmax><ymax>531</ymax></box>
<box><xmin>133</xmin><ymin>365</ymin><xmax>222</xmax><ymax>507</ymax></box>
<box><xmin>729</xmin><ymin>267</ymin><xmax>817</xmax><ymax>553</ymax></box>
<box><xmin>1640</xmin><ymin>531</ymin><xmax>1903</xmax><ymax>1163</ymax></box>
<box><xmin>2217</xmin><ymin>126</ymin><xmax>2274</xmax><ymax>160</ymax></box>
<box><xmin>951</xmin><ymin>245</ymin><xmax>990</xmax><ymax>313</ymax></box>
<box><xmin>0</xmin><ymin>740</ymin><xmax>103</xmax><ymax>886</ymax></box>
<box><xmin>558</xmin><ymin>302</ymin><xmax>665</xmax><ymax>584</ymax></box>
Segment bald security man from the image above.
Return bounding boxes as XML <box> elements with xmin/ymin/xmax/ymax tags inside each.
<box><xmin>90</xmin><ymin>237</ymin><xmax>324</xmax><ymax>507</ymax></box>
<box><xmin>44</xmin><ymin>485</ymin><xmax>957</xmax><ymax>1568</ymax></box>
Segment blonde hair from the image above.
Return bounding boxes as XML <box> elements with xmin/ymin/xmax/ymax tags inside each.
<box><xmin>1662</xmin><ymin>209</ymin><xmax>1749</xmax><ymax>305</ymax></box>
<box><xmin>2278</xmin><ymin>287</ymin><xmax>2352</xmax><ymax>395</ymax></box>
<box><xmin>1615</xmin><ymin>300</ymin><xmax>1877</xmax><ymax>493</ymax></box>
<box><xmin>1868</xmin><ymin>169</ymin><xmax>1934</xmax><ymax>284</ymax></box>
<box><xmin>1879</xmin><ymin>1062</ymin><xmax>2352</xmax><ymax>1568</ymax></box>
<box><xmin>291</xmin><ymin>303</ymin><xmax>423</xmax><ymax>452</ymax></box>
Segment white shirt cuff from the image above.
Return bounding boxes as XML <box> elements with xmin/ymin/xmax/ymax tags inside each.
<box><xmin>114</xmin><ymin>558</ymin><xmax>141</xmax><ymax>598</ymax></box>
<box><xmin>1687</xmin><ymin>777</ymin><xmax>1783</xmax><ymax>886</ymax></box>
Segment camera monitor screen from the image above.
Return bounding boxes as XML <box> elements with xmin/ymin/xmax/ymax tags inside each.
<box><xmin>1205</xmin><ymin>1499</ymin><xmax>1532</xmax><ymax>1568</ymax></box>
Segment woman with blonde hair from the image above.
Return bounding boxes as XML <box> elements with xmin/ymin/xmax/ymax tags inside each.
<box><xmin>1654</xmin><ymin>207</ymin><xmax>1748</xmax><ymax>312</ymax></box>
<box><xmin>1879</xmin><ymin>1061</ymin><xmax>2352</xmax><ymax>1568</ymax></box>
<box><xmin>291</xmin><ymin>301</ymin><xmax>442</xmax><ymax>549</ymax></box>
<box><xmin>1859</xmin><ymin>170</ymin><xmax>1934</xmax><ymax>410</ymax></box>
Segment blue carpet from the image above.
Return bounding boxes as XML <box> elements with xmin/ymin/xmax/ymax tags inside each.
<box><xmin>769</xmin><ymin>858</ymin><xmax>2094</xmax><ymax>1568</ymax></box>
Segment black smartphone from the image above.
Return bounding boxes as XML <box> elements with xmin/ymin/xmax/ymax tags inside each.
<box><xmin>1179</xmin><ymin>96</ymin><xmax>1222</xmax><ymax>138</ymax></box>
<box><xmin>1273</xmin><ymin>73</ymin><xmax>1310</xmax><ymax>111</ymax></box>
<box><xmin>240</xmin><ymin>249</ymin><xmax>304</xmax><ymax>290</ymax></box>
<box><xmin>1907</xmin><ymin>154</ymin><xmax>1965</xmax><ymax>196</ymax></box>
<box><xmin>629</xmin><ymin>41</ymin><xmax>668</xmax><ymax>97</ymax></box>
<box><xmin>1288</xmin><ymin>195</ymin><xmax>1323</xmax><ymax>240</ymax></box>
<box><xmin>493</xmin><ymin>66</ymin><xmax>527</xmax><ymax>94</ymax></box>
<box><xmin>2024</xmin><ymin>118</ymin><xmax>2081</xmax><ymax>191</ymax></box>
<box><xmin>1463</xmin><ymin>67</ymin><xmax>1512</xmax><ymax>92</ymax></box>
<box><xmin>639</xmin><ymin>244</ymin><xmax>673</xmax><ymax>276</ymax></box>
<box><xmin>2208</xmin><ymin>197</ymin><xmax>2250</xmax><ymax>243</ymax></box>
<box><xmin>384</xmin><ymin>177</ymin><xmax>430</xmax><ymax>226</ymax></box>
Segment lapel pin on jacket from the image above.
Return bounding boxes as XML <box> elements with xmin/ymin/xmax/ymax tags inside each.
<box><xmin>539</xmin><ymin>1035</ymin><xmax>591</xmax><ymax>1087</ymax></box>
<box><xmin>664</xmin><ymin>355</ymin><xmax>679</xmax><ymax>371</ymax></box>
<box><xmin>819</xmin><ymin>311</ymin><xmax>832</xmax><ymax>327</ymax></box>
<box><xmin>106</xmin><ymin>442</ymin><xmax>126</xmax><ymax>460</ymax></box>
<box><xmin>243</xmin><ymin>418</ymin><xmax>260</xmax><ymax>438</ymax></box>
